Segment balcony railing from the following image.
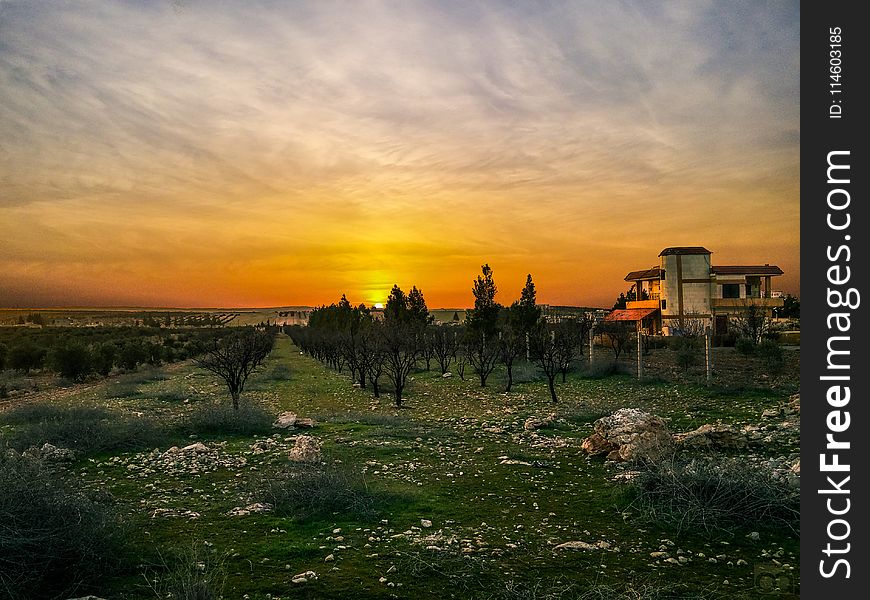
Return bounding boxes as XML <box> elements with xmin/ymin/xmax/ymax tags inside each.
<box><xmin>711</xmin><ymin>298</ymin><xmax>784</xmax><ymax>308</ymax></box>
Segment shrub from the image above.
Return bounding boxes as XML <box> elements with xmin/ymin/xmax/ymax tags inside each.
<box><xmin>756</xmin><ymin>339</ymin><xmax>785</xmax><ymax>375</ymax></box>
<box><xmin>265</xmin><ymin>363</ymin><xmax>292</xmax><ymax>380</ymax></box>
<box><xmin>258</xmin><ymin>464</ymin><xmax>381</xmax><ymax>521</ymax></box>
<box><xmin>48</xmin><ymin>340</ymin><xmax>93</xmax><ymax>381</ymax></box>
<box><xmin>118</xmin><ymin>341</ymin><xmax>148</xmax><ymax>370</ymax></box>
<box><xmin>184</xmin><ymin>401</ymin><xmax>273</xmax><ymax>436</ymax></box>
<box><xmin>1</xmin><ymin>404</ymin><xmax>172</xmax><ymax>455</ymax></box>
<box><xmin>143</xmin><ymin>541</ymin><xmax>226</xmax><ymax>600</ymax></box>
<box><xmin>7</xmin><ymin>341</ymin><xmax>46</xmax><ymax>374</ymax></box>
<box><xmin>735</xmin><ymin>337</ymin><xmax>756</xmax><ymax>356</ymax></box>
<box><xmin>674</xmin><ymin>346</ymin><xmax>699</xmax><ymax>372</ymax></box>
<box><xmin>625</xmin><ymin>456</ymin><xmax>799</xmax><ymax>535</ymax></box>
<box><xmin>93</xmin><ymin>343</ymin><xmax>118</xmax><ymax>376</ymax></box>
<box><xmin>0</xmin><ymin>450</ymin><xmax>121</xmax><ymax>598</ymax></box>
<box><xmin>579</xmin><ymin>360</ymin><xmax>620</xmax><ymax>379</ymax></box>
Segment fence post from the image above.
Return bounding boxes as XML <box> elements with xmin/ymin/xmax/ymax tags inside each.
<box><xmin>705</xmin><ymin>325</ymin><xmax>713</xmax><ymax>386</ymax></box>
<box><xmin>636</xmin><ymin>321</ymin><xmax>643</xmax><ymax>379</ymax></box>
<box><xmin>589</xmin><ymin>325</ymin><xmax>594</xmax><ymax>363</ymax></box>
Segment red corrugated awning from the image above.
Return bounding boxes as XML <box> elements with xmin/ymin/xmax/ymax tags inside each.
<box><xmin>604</xmin><ymin>308</ymin><xmax>659</xmax><ymax>322</ymax></box>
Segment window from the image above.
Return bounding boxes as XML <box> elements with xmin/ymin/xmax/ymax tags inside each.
<box><xmin>722</xmin><ymin>284</ymin><xmax>740</xmax><ymax>299</ymax></box>
<box><xmin>660</xmin><ymin>270</ymin><xmax>666</xmax><ymax>279</ymax></box>
<box><xmin>660</xmin><ymin>299</ymin><xmax>667</xmax><ymax>310</ymax></box>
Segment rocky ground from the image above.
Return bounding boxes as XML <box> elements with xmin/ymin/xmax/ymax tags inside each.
<box><xmin>1</xmin><ymin>336</ymin><xmax>800</xmax><ymax>599</ymax></box>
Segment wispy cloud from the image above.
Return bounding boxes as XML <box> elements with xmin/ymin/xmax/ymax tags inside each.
<box><xmin>0</xmin><ymin>0</ymin><xmax>799</xmax><ymax>307</ymax></box>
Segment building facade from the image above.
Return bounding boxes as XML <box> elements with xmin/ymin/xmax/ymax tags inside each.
<box><xmin>621</xmin><ymin>246</ymin><xmax>784</xmax><ymax>335</ymax></box>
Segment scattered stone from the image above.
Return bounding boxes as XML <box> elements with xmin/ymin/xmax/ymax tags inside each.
<box><xmin>554</xmin><ymin>540</ymin><xmax>610</xmax><ymax>551</ymax></box>
<box><xmin>273</xmin><ymin>411</ymin><xmax>298</xmax><ymax>429</ymax></box>
<box><xmin>295</xmin><ymin>418</ymin><xmax>317</xmax><ymax>428</ymax></box>
<box><xmin>291</xmin><ymin>570</ymin><xmax>317</xmax><ymax>584</ymax></box>
<box><xmin>673</xmin><ymin>424</ymin><xmax>749</xmax><ymax>449</ymax></box>
<box><xmin>324</xmin><ymin>554</ymin><xmax>335</xmax><ymax>562</ymax></box>
<box><xmin>761</xmin><ymin>408</ymin><xmax>780</xmax><ymax>419</ymax></box>
<box><xmin>182</xmin><ymin>442</ymin><xmax>209</xmax><ymax>453</ymax></box>
<box><xmin>226</xmin><ymin>503</ymin><xmax>273</xmax><ymax>517</ymax></box>
<box><xmin>421</xmin><ymin>519</ymin><xmax>432</xmax><ymax>528</ymax></box>
<box><xmin>581</xmin><ymin>409</ymin><xmax>673</xmax><ymax>462</ymax></box>
<box><xmin>288</xmin><ymin>435</ymin><xmax>321</xmax><ymax>463</ymax></box>
<box><xmin>442</xmin><ymin>372</ymin><xmax>452</xmax><ymax>378</ymax></box>
<box><xmin>524</xmin><ymin>414</ymin><xmax>556</xmax><ymax>431</ymax></box>
<box><xmin>747</xmin><ymin>531</ymin><xmax>760</xmax><ymax>541</ymax></box>
<box><xmin>26</xmin><ymin>443</ymin><xmax>76</xmax><ymax>462</ymax></box>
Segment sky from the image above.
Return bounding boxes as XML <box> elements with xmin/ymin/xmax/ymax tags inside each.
<box><xmin>0</xmin><ymin>0</ymin><xmax>800</xmax><ymax>309</ymax></box>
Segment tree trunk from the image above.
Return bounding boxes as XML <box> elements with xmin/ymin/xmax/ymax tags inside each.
<box><xmin>561</xmin><ymin>368</ymin><xmax>567</xmax><ymax>383</ymax></box>
<box><xmin>505</xmin><ymin>364</ymin><xmax>513</xmax><ymax>392</ymax></box>
<box><xmin>372</xmin><ymin>377</ymin><xmax>380</xmax><ymax>398</ymax></box>
<box><xmin>547</xmin><ymin>377</ymin><xmax>558</xmax><ymax>403</ymax></box>
<box><xmin>394</xmin><ymin>385</ymin><xmax>403</xmax><ymax>407</ymax></box>
<box><xmin>231</xmin><ymin>390</ymin><xmax>240</xmax><ymax>411</ymax></box>
<box><xmin>359</xmin><ymin>371</ymin><xmax>366</xmax><ymax>389</ymax></box>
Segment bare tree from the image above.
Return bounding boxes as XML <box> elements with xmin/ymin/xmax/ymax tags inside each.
<box><xmin>197</xmin><ymin>328</ymin><xmax>275</xmax><ymax>410</ymax></box>
<box><xmin>380</xmin><ymin>320</ymin><xmax>419</xmax><ymax>407</ymax></box>
<box><xmin>732</xmin><ymin>302</ymin><xmax>772</xmax><ymax>344</ymax></box>
<box><xmin>465</xmin><ymin>331</ymin><xmax>500</xmax><ymax>387</ymax></box>
<box><xmin>599</xmin><ymin>320</ymin><xmax>633</xmax><ymax>361</ymax></box>
<box><xmin>554</xmin><ymin>320</ymin><xmax>583</xmax><ymax>383</ymax></box>
<box><xmin>530</xmin><ymin>322</ymin><xmax>560</xmax><ymax>403</ymax></box>
<box><xmin>431</xmin><ymin>324</ymin><xmax>458</xmax><ymax>375</ymax></box>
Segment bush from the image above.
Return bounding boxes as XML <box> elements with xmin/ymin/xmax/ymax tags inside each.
<box><xmin>258</xmin><ymin>464</ymin><xmax>382</xmax><ymax>521</ymax></box>
<box><xmin>7</xmin><ymin>341</ymin><xmax>46</xmax><ymax>374</ymax></box>
<box><xmin>735</xmin><ymin>337</ymin><xmax>756</xmax><ymax>356</ymax></box>
<box><xmin>674</xmin><ymin>344</ymin><xmax>699</xmax><ymax>372</ymax></box>
<box><xmin>48</xmin><ymin>340</ymin><xmax>93</xmax><ymax>381</ymax></box>
<box><xmin>579</xmin><ymin>360</ymin><xmax>620</xmax><ymax>379</ymax></box>
<box><xmin>143</xmin><ymin>541</ymin><xmax>226</xmax><ymax>600</ymax></box>
<box><xmin>93</xmin><ymin>343</ymin><xmax>118</xmax><ymax>376</ymax></box>
<box><xmin>265</xmin><ymin>363</ymin><xmax>292</xmax><ymax>380</ymax></box>
<box><xmin>118</xmin><ymin>341</ymin><xmax>148</xmax><ymax>370</ymax></box>
<box><xmin>625</xmin><ymin>456</ymin><xmax>799</xmax><ymax>536</ymax></box>
<box><xmin>184</xmin><ymin>401</ymin><xmax>274</xmax><ymax>436</ymax></box>
<box><xmin>1</xmin><ymin>404</ymin><xmax>173</xmax><ymax>455</ymax></box>
<box><xmin>756</xmin><ymin>339</ymin><xmax>785</xmax><ymax>375</ymax></box>
<box><xmin>0</xmin><ymin>450</ymin><xmax>121</xmax><ymax>598</ymax></box>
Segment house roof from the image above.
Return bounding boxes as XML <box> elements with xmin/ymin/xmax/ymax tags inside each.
<box><xmin>712</xmin><ymin>265</ymin><xmax>783</xmax><ymax>276</ymax></box>
<box><xmin>658</xmin><ymin>246</ymin><xmax>711</xmax><ymax>256</ymax></box>
<box><xmin>624</xmin><ymin>267</ymin><xmax>661</xmax><ymax>281</ymax></box>
<box><xmin>604</xmin><ymin>308</ymin><xmax>659</xmax><ymax>322</ymax></box>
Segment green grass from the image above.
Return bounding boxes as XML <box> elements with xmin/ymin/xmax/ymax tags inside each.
<box><xmin>1</xmin><ymin>333</ymin><xmax>799</xmax><ymax>599</ymax></box>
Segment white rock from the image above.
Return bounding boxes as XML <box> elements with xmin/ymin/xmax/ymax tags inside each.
<box><xmin>420</xmin><ymin>519</ymin><xmax>432</xmax><ymax>528</ymax></box>
<box><xmin>182</xmin><ymin>442</ymin><xmax>209</xmax><ymax>453</ymax></box>
<box><xmin>273</xmin><ymin>411</ymin><xmax>297</xmax><ymax>429</ymax></box>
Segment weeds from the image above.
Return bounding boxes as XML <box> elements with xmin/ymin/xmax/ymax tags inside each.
<box><xmin>184</xmin><ymin>401</ymin><xmax>273</xmax><ymax>436</ymax></box>
<box><xmin>141</xmin><ymin>541</ymin><xmax>227</xmax><ymax>600</ymax></box>
<box><xmin>1</xmin><ymin>403</ymin><xmax>173</xmax><ymax>455</ymax></box>
<box><xmin>0</xmin><ymin>450</ymin><xmax>121</xmax><ymax>599</ymax></box>
<box><xmin>258</xmin><ymin>464</ymin><xmax>383</xmax><ymax>521</ymax></box>
<box><xmin>625</xmin><ymin>455</ymin><xmax>799</xmax><ymax>536</ymax></box>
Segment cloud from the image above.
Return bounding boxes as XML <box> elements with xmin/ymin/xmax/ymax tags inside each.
<box><xmin>0</xmin><ymin>0</ymin><xmax>799</xmax><ymax>307</ymax></box>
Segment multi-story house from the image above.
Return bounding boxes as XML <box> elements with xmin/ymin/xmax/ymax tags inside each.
<box><xmin>619</xmin><ymin>246</ymin><xmax>784</xmax><ymax>335</ymax></box>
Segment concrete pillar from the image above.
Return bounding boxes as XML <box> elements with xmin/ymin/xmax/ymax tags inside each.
<box><xmin>705</xmin><ymin>325</ymin><xmax>713</xmax><ymax>386</ymax></box>
<box><xmin>636</xmin><ymin>321</ymin><xmax>643</xmax><ymax>379</ymax></box>
<box><xmin>589</xmin><ymin>325</ymin><xmax>595</xmax><ymax>363</ymax></box>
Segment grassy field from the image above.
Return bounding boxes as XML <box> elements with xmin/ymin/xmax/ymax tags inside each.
<box><xmin>0</xmin><ymin>334</ymin><xmax>799</xmax><ymax>599</ymax></box>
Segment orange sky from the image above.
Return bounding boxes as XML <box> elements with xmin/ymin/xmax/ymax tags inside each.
<box><xmin>0</xmin><ymin>2</ymin><xmax>800</xmax><ymax>309</ymax></box>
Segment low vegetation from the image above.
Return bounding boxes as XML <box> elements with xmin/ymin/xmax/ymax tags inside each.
<box><xmin>0</xmin><ymin>317</ymin><xmax>800</xmax><ymax>598</ymax></box>
<box><xmin>0</xmin><ymin>450</ymin><xmax>121</xmax><ymax>599</ymax></box>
